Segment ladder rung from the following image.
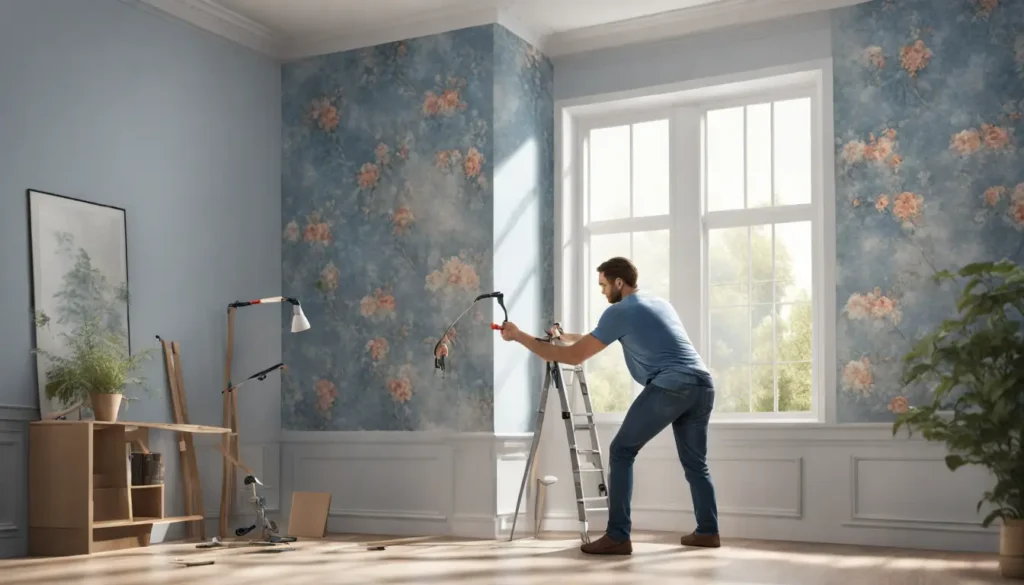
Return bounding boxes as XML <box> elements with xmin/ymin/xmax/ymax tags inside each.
<box><xmin>578</xmin><ymin>496</ymin><xmax>607</xmax><ymax>502</ymax></box>
<box><xmin>575</xmin><ymin>449</ymin><xmax>600</xmax><ymax>455</ymax></box>
<box><xmin>574</xmin><ymin>423</ymin><xmax>592</xmax><ymax>431</ymax></box>
<box><xmin>573</xmin><ymin>413</ymin><xmax>593</xmax><ymax>417</ymax></box>
<box><xmin>585</xmin><ymin>507</ymin><xmax>609</xmax><ymax>513</ymax></box>
<box><xmin>577</xmin><ymin>467</ymin><xmax>604</xmax><ymax>473</ymax></box>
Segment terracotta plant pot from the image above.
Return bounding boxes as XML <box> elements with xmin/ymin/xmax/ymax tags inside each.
<box><xmin>90</xmin><ymin>392</ymin><xmax>123</xmax><ymax>422</ymax></box>
<box><xmin>1002</xmin><ymin>518</ymin><xmax>1024</xmax><ymax>579</ymax></box>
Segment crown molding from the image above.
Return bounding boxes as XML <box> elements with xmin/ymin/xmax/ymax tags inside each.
<box><xmin>127</xmin><ymin>0</ymin><xmax>869</xmax><ymax>62</ymax></box>
<box><xmin>129</xmin><ymin>0</ymin><xmax>283</xmax><ymax>57</ymax></box>
<box><xmin>542</xmin><ymin>0</ymin><xmax>869</xmax><ymax>57</ymax></box>
<box><xmin>279</xmin><ymin>5</ymin><xmax>502</xmax><ymax>62</ymax></box>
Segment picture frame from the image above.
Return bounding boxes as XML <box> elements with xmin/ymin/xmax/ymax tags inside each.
<box><xmin>27</xmin><ymin>189</ymin><xmax>130</xmax><ymax>419</ymax></box>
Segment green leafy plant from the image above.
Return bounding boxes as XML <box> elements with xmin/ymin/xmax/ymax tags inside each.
<box><xmin>33</xmin><ymin>312</ymin><xmax>155</xmax><ymax>407</ymax></box>
<box><xmin>892</xmin><ymin>260</ymin><xmax>1024</xmax><ymax>527</ymax></box>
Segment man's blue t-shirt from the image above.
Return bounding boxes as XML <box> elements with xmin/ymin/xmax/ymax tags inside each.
<box><xmin>590</xmin><ymin>292</ymin><xmax>713</xmax><ymax>390</ymax></box>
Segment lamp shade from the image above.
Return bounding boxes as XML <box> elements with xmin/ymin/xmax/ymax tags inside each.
<box><xmin>291</xmin><ymin>304</ymin><xmax>311</xmax><ymax>333</ymax></box>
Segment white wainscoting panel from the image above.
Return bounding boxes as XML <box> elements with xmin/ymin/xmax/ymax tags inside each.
<box><xmin>0</xmin><ymin>407</ymin><xmax>33</xmax><ymax>559</ymax></box>
<box><xmin>537</xmin><ymin>419</ymin><xmax>1000</xmax><ymax>553</ymax></box>
<box><xmin>281</xmin><ymin>431</ymin><xmax>527</xmax><ymax>539</ymax></box>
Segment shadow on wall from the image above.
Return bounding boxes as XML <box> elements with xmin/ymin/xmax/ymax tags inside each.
<box><xmin>279</xmin><ymin>24</ymin><xmax>554</xmax><ymax>433</ymax></box>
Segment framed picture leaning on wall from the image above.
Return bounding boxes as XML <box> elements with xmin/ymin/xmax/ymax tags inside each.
<box><xmin>27</xmin><ymin>189</ymin><xmax>130</xmax><ymax>419</ymax></box>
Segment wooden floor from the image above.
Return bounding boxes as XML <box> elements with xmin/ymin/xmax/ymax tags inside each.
<box><xmin>0</xmin><ymin>531</ymin><xmax>1006</xmax><ymax>585</ymax></box>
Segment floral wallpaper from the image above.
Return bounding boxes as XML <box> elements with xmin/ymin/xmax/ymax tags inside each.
<box><xmin>832</xmin><ymin>0</ymin><xmax>1024</xmax><ymax>422</ymax></box>
<box><xmin>279</xmin><ymin>25</ymin><xmax>554</xmax><ymax>432</ymax></box>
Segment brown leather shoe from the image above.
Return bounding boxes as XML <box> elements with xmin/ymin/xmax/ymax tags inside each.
<box><xmin>580</xmin><ymin>534</ymin><xmax>632</xmax><ymax>555</ymax></box>
<box><xmin>680</xmin><ymin>531</ymin><xmax>720</xmax><ymax>548</ymax></box>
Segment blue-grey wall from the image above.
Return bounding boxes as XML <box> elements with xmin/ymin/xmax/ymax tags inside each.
<box><xmin>0</xmin><ymin>0</ymin><xmax>281</xmax><ymax>556</ymax></box>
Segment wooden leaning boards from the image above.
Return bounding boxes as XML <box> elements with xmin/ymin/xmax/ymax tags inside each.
<box><xmin>159</xmin><ymin>337</ymin><xmax>206</xmax><ymax>540</ymax></box>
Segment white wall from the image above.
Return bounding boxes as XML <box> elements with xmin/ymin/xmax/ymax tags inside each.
<box><xmin>537</xmin><ymin>8</ymin><xmax>999</xmax><ymax>555</ymax></box>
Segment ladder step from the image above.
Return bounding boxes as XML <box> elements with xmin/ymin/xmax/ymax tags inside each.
<box><xmin>578</xmin><ymin>496</ymin><xmax>608</xmax><ymax>502</ymax></box>
<box><xmin>577</xmin><ymin>467</ymin><xmax>604</xmax><ymax>473</ymax></box>
<box><xmin>575</xmin><ymin>449</ymin><xmax>600</xmax><ymax>455</ymax></box>
<box><xmin>574</xmin><ymin>423</ymin><xmax>592</xmax><ymax>431</ymax></box>
<box><xmin>585</xmin><ymin>507</ymin><xmax>609</xmax><ymax>513</ymax></box>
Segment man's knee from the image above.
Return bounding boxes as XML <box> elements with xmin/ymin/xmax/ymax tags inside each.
<box><xmin>609</xmin><ymin>435</ymin><xmax>639</xmax><ymax>461</ymax></box>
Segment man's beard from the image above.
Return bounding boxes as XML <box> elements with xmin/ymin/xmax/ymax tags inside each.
<box><xmin>608</xmin><ymin>288</ymin><xmax>623</xmax><ymax>303</ymax></box>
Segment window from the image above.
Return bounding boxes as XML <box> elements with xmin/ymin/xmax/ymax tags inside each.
<box><xmin>563</xmin><ymin>70</ymin><xmax>826</xmax><ymax>422</ymax></box>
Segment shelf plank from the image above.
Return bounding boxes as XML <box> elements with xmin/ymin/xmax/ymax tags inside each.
<box><xmin>32</xmin><ymin>419</ymin><xmax>230</xmax><ymax>434</ymax></box>
<box><xmin>93</xmin><ymin>514</ymin><xmax>202</xmax><ymax>529</ymax></box>
<box><xmin>129</xmin><ymin>484</ymin><xmax>162</xmax><ymax>490</ymax></box>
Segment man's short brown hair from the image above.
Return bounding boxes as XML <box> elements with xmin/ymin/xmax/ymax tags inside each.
<box><xmin>597</xmin><ymin>257</ymin><xmax>638</xmax><ymax>288</ymax></box>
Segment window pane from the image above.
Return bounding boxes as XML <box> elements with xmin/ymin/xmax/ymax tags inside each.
<box><xmin>632</xmin><ymin>230</ymin><xmax>669</xmax><ymax>301</ymax></box>
<box><xmin>750</xmin><ymin>224</ymin><xmax>773</xmax><ymax>284</ymax></box>
<box><xmin>775</xmin><ymin>221</ymin><xmax>812</xmax><ymax>303</ymax></box>
<box><xmin>632</xmin><ymin>120</ymin><xmax>669</xmax><ymax>217</ymax></box>
<box><xmin>746</xmin><ymin>103</ymin><xmax>772</xmax><ymax>208</ymax></box>
<box><xmin>751</xmin><ymin>304</ymin><xmax>773</xmax><ymax>363</ymax></box>
<box><xmin>708</xmin><ymin>227</ymin><xmax>748</xmax><ymax>288</ymax></box>
<box><xmin>709</xmin><ymin>307</ymin><xmax>749</xmax><ymax>367</ymax></box>
<box><xmin>773</xmin><ymin>98</ymin><xmax>811</xmax><ymax>206</ymax></box>
<box><xmin>712</xmin><ymin>364</ymin><xmax>749</xmax><ymax>413</ymax></box>
<box><xmin>706</xmin><ymin>107</ymin><xmax>744</xmax><ymax>212</ymax></box>
<box><xmin>776</xmin><ymin>302</ymin><xmax>812</xmax><ymax>363</ymax></box>
<box><xmin>751</xmin><ymin>365</ymin><xmax>774</xmax><ymax>412</ymax></box>
<box><xmin>778</xmin><ymin>362</ymin><xmax>812</xmax><ymax>412</ymax></box>
<box><xmin>589</xmin><ymin>125</ymin><xmax>630</xmax><ymax>222</ymax></box>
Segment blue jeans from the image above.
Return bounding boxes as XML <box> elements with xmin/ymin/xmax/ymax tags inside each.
<box><xmin>605</xmin><ymin>379</ymin><xmax>718</xmax><ymax>542</ymax></box>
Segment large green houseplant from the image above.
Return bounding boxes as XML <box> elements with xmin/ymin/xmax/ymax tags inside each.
<box><xmin>892</xmin><ymin>260</ymin><xmax>1023</xmax><ymax>579</ymax></box>
<box><xmin>34</xmin><ymin>312</ymin><xmax>155</xmax><ymax>421</ymax></box>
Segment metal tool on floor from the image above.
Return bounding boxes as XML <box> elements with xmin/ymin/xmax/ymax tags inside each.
<box><xmin>508</xmin><ymin>325</ymin><xmax>609</xmax><ymax>544</ymax></box>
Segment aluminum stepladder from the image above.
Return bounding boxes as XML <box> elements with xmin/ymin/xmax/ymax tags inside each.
<box><xmin>509</xmin><ymin>332</ymin><xmax>609</xmax><ymax>543</ymax></box>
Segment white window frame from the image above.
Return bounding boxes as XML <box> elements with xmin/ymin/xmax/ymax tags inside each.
<box><xmin>555</xmin><ymin>61</ymin><xmax>835</xmax><ymax>426</ymax></box>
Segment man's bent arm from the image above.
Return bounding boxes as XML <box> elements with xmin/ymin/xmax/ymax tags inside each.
<box><xmin>515</xmin><ymin>331</ymin><xmax>606</xmax><ymax>365</ymax></box>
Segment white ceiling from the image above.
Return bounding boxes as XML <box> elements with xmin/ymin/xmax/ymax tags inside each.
<box><xmin>131</xmin><ymin>0</ymin><xmax>865</xmax><ymax>61</ymax></box>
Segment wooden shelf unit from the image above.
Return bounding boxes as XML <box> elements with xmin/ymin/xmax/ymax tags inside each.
<box><xmin>27</xmin><ymin>420</ymin><xmax>220</xmax><ymax>556</ymax></box>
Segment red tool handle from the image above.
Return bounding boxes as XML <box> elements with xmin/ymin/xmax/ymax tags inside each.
<box><xmin>490</xmin><ymin>323</ymin><xmax>503</xmax><ymax>330</ymax></box>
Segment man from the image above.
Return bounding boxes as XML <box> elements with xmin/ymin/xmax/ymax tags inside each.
<box><xmin>499</xmin><ymin>256</ymin><xmax>720</xmax><ymax>555</ymax></box>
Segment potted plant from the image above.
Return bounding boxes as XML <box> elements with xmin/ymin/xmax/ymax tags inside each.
<box><xmin>892</xmin><ymin>260</ymin><xmax>1023</xmax><ymax>579</ymax></box>
<box><xmin>33</xmin><ymin>313</ymin><xmax>155</xmax><ymax>422</ymax></box>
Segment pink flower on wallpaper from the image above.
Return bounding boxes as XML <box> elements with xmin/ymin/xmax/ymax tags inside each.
<box><xmin>319</xmin><ymin>261</ymin><xmax>340</xmax><ymax>292</ymax></box>
<box><xmin>283</xmin><ymin>220</ymin><xmax>300</xmax><ymax>242</ymax></box>
<box><xmin>387</xmin><ymin>365</ymin><xmax>414</xmax><ymax>403</ymax></box>
<box><xmin>360</xmin><ymin>287</ymin><xmax>396</xmax><ymax>318</ymax></box>
<box><xmin>303</xmin><ymin>213</ymin><xmax>332</xmax><ymax>244</ymax></box>
<box><xmin>846</xmin><ymin>288</ymin><xmax>901</xmax><ymax>325</ymax></box>
<box><xmin>309</xmin><ymin>97</ymin><xmax>340</xmax><ymax>132</ymax></box>
<box><xmin>360</xmin><ymin>295</ymin><xmax>378</xmax><ymax>317</ymax></box>
<box><xmin>435</xmin><ymin>149</ymin><xmax>461</xmax><ymax>171</ymax></box>
<box><xmin>390</xmin><ymin>206</ymin><xmax>415</xmax><ymax>235</ymax></box>
<box><xmin>842</xmin><ymin>140</ymin><xmax>865</xmax><ymax>164</ymax></box>
<box><xmin>900</xmin><ymin>39</ymin><xmax>932</xmax><ymax>78</ymax></box>
<box><xmin>984</xmin><ymin>186</ymin><xmax>1007</xmax><ymax>206</ymax></box>
<box><xmin>314</xmin><ymin>379</ymin><xmax>338</xmax><ymax>413</ymax></box>
<box><xmin>950</xmin><ymin>129</ymin><xmax>982</xmax><ymax>156</ymax></box>
<box><xmin>892</xmin><ymin>191</ymin><xmax>923</xmax><ymax>224</ymax></box>
<box><xmin>422</xmin><ymin>84</ymin><xmax>467</xmax><ymax>117</ymax></box>
<box><xmin>366</xmin><ymin>337</ymin><xmax>389</xmax><ymax>362</ymax></box>
<box><xmin>875</xmin><ymin>194</ymin><xmax>890</xmax><ymax>212</ymax></box>
<box><xmin>842</xmin><ymin>358</ymin><xmax>874</xmax><ymax>395</ymax></box>
<box><xmin>888</xmin><ymin>396</ymin><xmax>910</xmax><ymax>414</ymax></box>
<box><xmin>358</xmin><ymin>162</ymin><xmax>381</xmax><ymax>189</ymax></box>
<box><xmin>463</xmin><ymin>147</ymin><xmax>484</xmax><ymax>178</ymax></box>
<box><xmin>981</xmin><ymin>123</ymin><xmax>1012</xmax><ymax>150</ymax></box>
<box><xmin>375</xmin><ymin>143</ymin><xmax>391</xmax><ymax>166</ymax></box>
<box><xmin>426</xmin><ymin>256</ymin><xmax>480</xmax><ymax>293</ymax></box>
<box><xmin>862</xmin><ymin>46</ymin><xmax>885</xmax><ymax>69</ymax></box>
<box><xmin>422</xmin><ymin>91</ymin><xmax>441</xmax><ymax>116</ymax></box>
